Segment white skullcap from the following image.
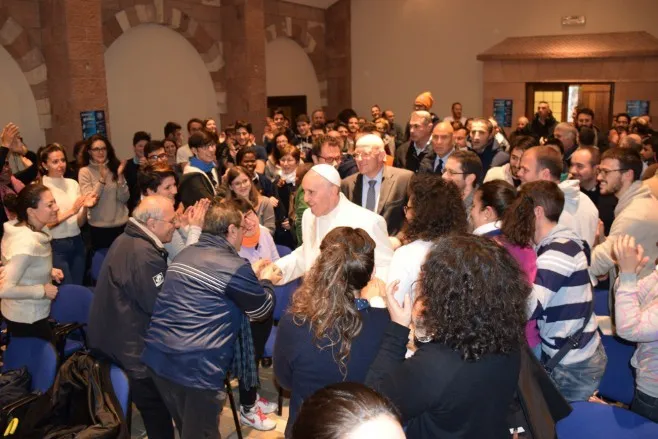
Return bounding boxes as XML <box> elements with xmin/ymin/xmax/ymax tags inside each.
<box><xmin>356</xmin><ymin>134</ymin><xmax>385</xmax><ymax>149</ymax></box>
<box><xmin>311</xmin><ymin>164</ymin><xmax>341</xmax><ymax>187</ymax></box>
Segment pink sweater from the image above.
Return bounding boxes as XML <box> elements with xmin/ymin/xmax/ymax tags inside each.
<box><xmin>616</xmin><ymin>271</ymin><xmax>658</xmax><ymax>398</ymax></box>
<box><xmin>497</xmin><ymin>239</ymin><xmax>540</xmax><ymax>348</ymax></box>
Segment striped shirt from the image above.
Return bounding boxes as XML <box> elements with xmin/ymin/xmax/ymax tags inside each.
<box><xmin>529</xmin><ymin>224</ymin><xmax>600</xmax><ymax>365</ymax></box>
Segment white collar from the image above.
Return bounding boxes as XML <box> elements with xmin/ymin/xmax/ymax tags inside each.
<box><xmin>129</xmin><ymin>217</ymin><xmax>165</xmax><ymax>249</ymax></box>
<box><xmin>473</xmin><ymin>221</ymin><xmax>501</xmax><ymax>236</ymax></box>
<box><xmin>363</xmin><ymin>167</ymin><xmax>384</xmax><ymax>184</ymax></box>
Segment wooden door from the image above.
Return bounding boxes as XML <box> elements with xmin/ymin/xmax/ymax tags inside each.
<box><xmin>578</xmin><ymin>84</ymin><xmax>613</xmax><ymax>133</ymax></box>
<box><xmin>267</xmin><ymin>95</ymin><xmax>308</xmax><ymax>123</ymax></box>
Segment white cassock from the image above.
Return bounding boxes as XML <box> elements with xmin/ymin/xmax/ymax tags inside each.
<box><xmin>275</xmin><ymin>193</ymin><xmax>393</xmax><ymax>284</ymax></box>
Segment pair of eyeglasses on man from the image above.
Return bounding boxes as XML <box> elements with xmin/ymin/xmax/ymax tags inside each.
<box><xmin>596</xmin><ymin>168</ymin><xmax>627</xmax><ymax>177</ymax></box>
<box><xmin>148</xmin><ymin>153</ymin><xmax>168</xmax><ymax>161</ymax></box>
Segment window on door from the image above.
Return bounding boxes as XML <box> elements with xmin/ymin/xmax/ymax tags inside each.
<box><xmin>533</xmin><ymin>91</ymin><xmax>564</xmax><ymax>122</ymax></box>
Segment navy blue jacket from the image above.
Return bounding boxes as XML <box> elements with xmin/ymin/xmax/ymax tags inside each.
<box><xmin>274</xmin><ymin>307</ymin><xmax>390</xmax><ymax>436</ymax></box>
<box><xmin>142</xmin><ymin>233</ymin><xmax>275</xmax><ymax>390</ymax></box>
<box><xmin>87</xmin><ymin>219</ymin><xmax>168</xmax><ymax>379</ymax></box>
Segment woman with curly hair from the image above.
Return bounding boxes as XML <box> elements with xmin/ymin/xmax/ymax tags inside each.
<box><xmin>387</xmin><ymin>173</ymin><xmax>467</xmax><ymax>304</ymax></box>
<box><xmin>274</xmin><ymin>227</ymin><xmax>390</xmax><ymax>437</ymax></box>
<box><xmin>367</xmin><ymin>234</ymin><xmax>529</xmax><ymax>439</ymax></box>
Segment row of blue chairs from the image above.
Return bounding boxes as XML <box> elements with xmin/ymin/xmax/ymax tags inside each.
<box><xmin>2</xmin><ymin>337</ymin><xmax>130</xmax><ymax>418</ymax></box>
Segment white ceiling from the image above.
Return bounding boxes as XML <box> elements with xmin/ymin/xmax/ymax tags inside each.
<box><xmin>283</xmin><ymin>0</ymin><xmax>341</xmax><ymax>9</ymax></box>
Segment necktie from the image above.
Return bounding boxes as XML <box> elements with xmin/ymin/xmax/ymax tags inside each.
<box><xmin>435</xmin><ymin>158</ymin><xmax>443</xmax><ymax>174</ymax></box>
<box><xmin>366</xmin><ymin>180</ymin><xmax>377</xmax><ymax>211</ymax></box>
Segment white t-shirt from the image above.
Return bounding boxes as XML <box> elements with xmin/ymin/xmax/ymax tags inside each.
<box><xmin>42</xmin><ymin>175</ymin><xmax>81</xmax><ymax>239</ymax></box>
<box><xmin>176</xmin><ymin>144</ymin><xmax>193</xmax><ymax>164</ymax></box>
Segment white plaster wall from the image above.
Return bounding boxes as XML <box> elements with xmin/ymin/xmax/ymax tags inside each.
<box><xmin>0</xmin><ymin>46</ymin><xmax>46</xmax><ymax>151</ymax></box>
<box><xmin>266</xmin><ymin>37</ymin><xmax>322</xmax><ymax>114</ymax></box>
<box><xmin>105</xmin><ymin>23</ymin><xmax>218</xmax><ymax>159</ymax></box>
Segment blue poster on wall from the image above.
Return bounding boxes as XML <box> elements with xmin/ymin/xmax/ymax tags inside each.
<box><xmin>80</xmin><ymin>110</ymin><xmax>107</xmax><ymax>140</ymax></box>
<box><xmin>626</xmin><ymin>101</ymin><xmax>650</xmax><ymax>118</ymax></box>
<box><xmin>493</xmin><ymin>99</ymin><xmax>513</xmax><ymax>128</ymax></box>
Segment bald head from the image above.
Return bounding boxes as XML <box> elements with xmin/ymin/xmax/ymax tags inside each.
<box><xmin>431</xmin><ymin>122</ymin><xmax>454</xmax><ymax>157</ymax></box>
<box><xmin>133</xmin><ymin>195</ymin><xmax>178</xmax><ymax>243</ymax></box>
<box><xmin>621</xmin><ymin>134</ymin><xmax>643</xmax><ymax>153</ymax></box>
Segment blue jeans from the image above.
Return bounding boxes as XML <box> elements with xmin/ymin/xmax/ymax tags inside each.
<box><xmin>549</xmin><ymin>342</ymin><xmax>607</xmax><ymax>402</ymax></box>
<box><xmin>51</xmin><ymin>234</ymin><xmax>86</xmax><ymax>285</ymax></box>
<box><xmin>632</xmin><ymin>389</ymin><xmax>658</xmax><ymax>423</ymax></box>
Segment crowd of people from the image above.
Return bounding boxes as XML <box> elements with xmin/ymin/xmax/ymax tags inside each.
<box><xmin>0</xmin><ymin>89</ymin><xmax>657</xmax><ymax>438</ymax></box>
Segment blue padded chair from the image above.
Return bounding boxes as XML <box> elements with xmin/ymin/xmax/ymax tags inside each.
<box><xmin>557</xmin><ymin>401</ymin><xmax>658</xmax><ymax>438</ymax></box>
<box><xmin>109</xmin><ymin>364</ymin><xmax>130</xmax><ymax>420</ymax></box>
<box><xmin>598</xmin><ymin>334</ymin><xmax>637</xmax><ymax>406</ymax></box>
<box><xmin>2</xmin><ymin>337</ymin><xmax>58</xmax><ymax>393</ymax></box>
<box><xmin>50</xmin><ymin>284</ymin><xmax>94</xmax><ymax>357</ymax></box>
<box><xmin>91</xmin><ymin>248</ymin><xmax>108</xmax><ymax>282</ymax></box>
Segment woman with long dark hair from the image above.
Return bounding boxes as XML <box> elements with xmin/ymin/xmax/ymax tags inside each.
<box><xmin>387</xmin><ymin>174</ymin><xmax>467</xmax><ymax>304</ymax></box>
<box><xmin>226</xmin><ymin>166</ymin><xmax>275</xmax><ymax>234</ymax></box>
<box><xmin>274</xmin><ymin>227</ymin><xmax>390</xmax><ymax>437</ymax></box>
<box><xmin>40</xmin><ymin>143</ymin><xmax>97</xmax><ymax>285</ymax></box>
<box><xmin>367</xmin><ymin>234</ymin><xmax>529</xmax><ymax>438</ymax></box>
<box><xmin>0</xmin><ymin>184</ymin><xmax>63</xmax><ymax>341</ymax></box>
<box><xmin>78</xmin><ymin>134</ymin><xmax>129</xmax><ymax>250</ymax></box>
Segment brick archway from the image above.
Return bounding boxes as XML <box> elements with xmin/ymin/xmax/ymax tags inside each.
<box><xmin>0</xmin><ymin>7</ymin><xmax>51</xmax><ymax>131</ymax></box>
<box><xmin>102</xmin><ymin>1</ymin><xmax>227</xmax><ymax>119</ymax></box>
<box><xmin>265</xmin><ymin>16</ymin><xmax>327</xmax><ymax>110</ymax></box>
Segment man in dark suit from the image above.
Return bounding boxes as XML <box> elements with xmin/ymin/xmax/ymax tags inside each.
<box><xmin>394</xmin><ymin>111</ymin><xmax>433</xmax><ymax>173</ymax></box>
<box><xmin>342</xmin><ymin>134</ymin><xmax>413</xmax><ymax>236</ymax></box>
<box><xmin>419</xmin><ymin>121</ymin><xmax>455</xmax><ymax>174</ymax></box>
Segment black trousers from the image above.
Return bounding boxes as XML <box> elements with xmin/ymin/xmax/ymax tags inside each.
<box><xmin>151</xmin><ymin>372</ymin><xmax>225</xmax><ymax>439</ymax></box>
<box><xmin>5</xmin><ymin>318</ymin><xmax>55</xmax><ymax>344</ymax></box>
<box><xmin>89</xmin><ymin>224</ymin><xmax>125</xmax><ymax>251</ymax></box>
<box><xmin>130</xmin><ymin>376</ymin><xmax>175</xmax><ymax>439</ymax></box>
<box><xmin>238</xmin><ymin>316</ymin><xmax>273</xmax><ymax>407</ymax></box>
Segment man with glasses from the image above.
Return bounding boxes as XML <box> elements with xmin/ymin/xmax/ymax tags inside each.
<box><xmin>88</xmin><ymin>195</ymin><xmax>180</xmax><ymax>439</ymax></box>
<box><xmin>590</xmin><ymin>148</ymin><xmax>658</xmax><ymax>280</ymax></box>
<box><xmin>312</xmin><ymin>134</ymin><xmax>358</xmax><ymax>178</ymax></box>
<box><xmin>178</xmin><ymin>131</ymin><xmax>219</xmax><ymax>208</ymax></box>
<box><xmin>341</xmin><ymin>134</ymin><xmax>412</xmax><ymax>236</ymax></box>
<box><xmin>143</xmin><ymin>199</ymin><xmax>280</xmax><ymax>438</ymax></box>
<box><xmin>441</xmin><ymin>150</ymin><xmax>483</xmax><ymax>229</ymax></box>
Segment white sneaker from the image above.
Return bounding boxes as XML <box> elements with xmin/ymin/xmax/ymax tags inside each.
<box><xmin>255</xmin><ymin>394</ymin><xmax>278</xmax><ymax>415</ymax></box>
<box><xmin>240</xmin><ymin>405</ymin><xmax>276</xmax><ymax>431</ymax></box>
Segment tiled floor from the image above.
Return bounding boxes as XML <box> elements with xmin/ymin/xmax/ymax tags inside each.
<box><xmin>131</xmin><ymin>365</ymin><xmax>288</xmax><ymax>438</ymax></box>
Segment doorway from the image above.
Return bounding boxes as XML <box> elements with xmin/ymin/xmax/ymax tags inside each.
<box><xmin>526</xmin><ymin>83</ymin><xmax>614</xmax><ymax>133</ymax></box>
<box><xmin>267</xmin><ymin>95</ymin><xmax>308</xmax><ymax>123</ymax></box>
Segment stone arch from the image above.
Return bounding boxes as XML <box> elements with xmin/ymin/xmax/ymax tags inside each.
<box><xmin>102</xmin><ymin>1</ymin><xmax>227</xmax><ymax>118</ymax></box>
<box><xmin>265</xmin><ymin>15</ymin><xmax>327</xmax><ymax>110</ymax></box>
<box><xmin>0</xmin><ymin>7</ymin><xmax>51</xmax><ymax>130</ymax></box>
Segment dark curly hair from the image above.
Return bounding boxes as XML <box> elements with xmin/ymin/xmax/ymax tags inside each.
<box><xmin>417</xmin><ymin>234</ymin><xmax>529</xmax><ymax>361</ymax></box>
<box><xmin>289</xmin><ymin>227</ymin><xmax>375</xmax><ymax>376</ymax></box>
<box><xmin>79</xmin><ymin>134</ymin><xmax>121</xmax><ymax>181</ymax></box>
<box><xmin>405</xmin><ymin>174</ymin><xmax>467</xmax><ymax>242</ymax></box>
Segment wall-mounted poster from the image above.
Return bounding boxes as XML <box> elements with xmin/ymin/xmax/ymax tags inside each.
<box><xmin>493</xmin><ymin>99</ymin><xmax>513</xmax><ymax>128</ymax></box>
<box><xmin>80</xmin><ymin>110</ymin><xmax>107</xmax><ymax>140</ymax></box>
<box><xmin>626</xmin><ymin>100</ymin><xmax>650</xmax><ymax>118</ymax></box>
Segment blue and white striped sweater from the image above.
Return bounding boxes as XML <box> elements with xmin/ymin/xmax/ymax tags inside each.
<box><xmin>529</xmin><ymin>225</ymin><xmax>599</xmax><ymax>365</ymax></box>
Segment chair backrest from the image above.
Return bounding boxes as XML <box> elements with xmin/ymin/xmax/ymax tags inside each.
<box><xmin>2</xmin><ymin>337</ymin><xmax>58</xmax><ymax>393</ymax></box>
<box><xmin>109</xmin><ymin>364</ymin><xmax>130</xmax><ymax>419</ymax></box>
<box><xmin>91</xmin><ymin>248</ymin><xmax>109</xmax><ymax>282</ymax></box>
<box><xmin>50</xmin><ymin>284</ymin><xmax>94</xmax><ymax>324</ymax></box>
<box><xmin>557</xmin><ymin>401</ymin><xmax>658</xmax><ymax>438</ymax></box>
<box><xmin>275</xmin><ymin>244</ymin><xmax>292</xmax><ymax>258</ymax></box>
<box><xmin>598</xmin><ymin>334</ymin><xmax>636</xmax><ymax>406</ymax></box>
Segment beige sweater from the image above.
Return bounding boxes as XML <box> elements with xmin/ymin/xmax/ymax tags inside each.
<box><xmin>78</xmin><ymin>162</ymin><xmax>130</xmax><ymax>228</ymax></box>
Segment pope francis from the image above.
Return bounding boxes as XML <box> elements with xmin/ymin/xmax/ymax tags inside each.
<box><xmin>274</xmin><ymin>164</ymin><xmax>393</xmax><ymax>284</ymax></box>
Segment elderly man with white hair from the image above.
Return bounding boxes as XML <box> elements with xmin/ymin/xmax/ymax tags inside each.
<box><xmin>341</xmin><ymin>134</ymin><xmax>413</xmax><ymax>236</ymax></box>
<box><xmin>275</xmin><ymin>163</ymin><xmax>393</xmax><ymax>284</ymax></box>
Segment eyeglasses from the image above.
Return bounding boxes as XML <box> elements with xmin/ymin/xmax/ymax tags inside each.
<box><xmin>443</xmin><ymin>169</ymin><xmax>465</xmax><ymax>176</ymax></box>
<box><xmin>153</xmin><ymin>216</ymin><xmax>179</xmax><ymax>226</ymax></box>
<box><xmin>148</xmin><ymin>153</ymin><xmax>167</xmax><ymax>161</ymax></box>
<box><xmin>597</xmin><ymin>168</ymin><xmax>627</xmax><ymax>177</ymax></box>
<box><xmin>233</xmin><ymin>179</ymin><xmax>251</xmax><ymax>188</ymax></box>
<box><xmin>353</xmin><ymin>151</ymin><xmax>376</xmax><ymax>160</ymax></box>
<box><xmin>89</xmin><ymin>147</ymin><xmax>107</xmax><ymax>153</ymax></box>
